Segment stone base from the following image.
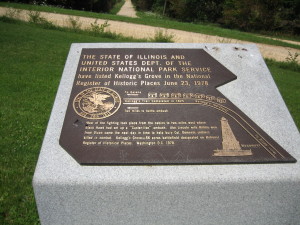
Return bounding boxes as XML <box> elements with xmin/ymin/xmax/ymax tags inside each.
<box><xmin>33</xmin><ymin>43</ymin><xmax>300</xmax><ymax>225</ymax></box>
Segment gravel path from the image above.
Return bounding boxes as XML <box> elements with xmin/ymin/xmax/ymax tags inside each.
<box><xmin>1</xmin><ymin>6</ymin><xmax>299</xmax><ymax>62</ymax></box>
<box><xmin>117</xmin><ymin>0</ymin><xmax>137</xmax><ymax>18</ymax></box>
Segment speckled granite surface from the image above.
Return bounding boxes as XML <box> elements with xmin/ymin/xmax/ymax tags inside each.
<box><xmin>33</xmin><ymin>43</ymin><xmax>300</xmax><ymax>225</ymax></box>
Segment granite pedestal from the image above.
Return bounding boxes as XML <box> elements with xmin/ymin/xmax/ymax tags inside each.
<box><xmin>33</xmin><ymin>43</ymin><xmax>300</xmax><ymax>225</ymax></box>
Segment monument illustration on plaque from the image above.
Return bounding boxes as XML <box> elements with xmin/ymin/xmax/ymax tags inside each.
<box><xmin>213</xmin><ymin>117</ymin><xmax>253</xmax><ymax>157</ymax></box>
<box><xmin>59</xmin><ymin>48</ymin><xmax>296</xmax><ymax>164</ymax></box>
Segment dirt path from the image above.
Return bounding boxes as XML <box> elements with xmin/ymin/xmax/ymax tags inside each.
<box><xmin>117</xmin><ymin>0</ymin><xmax>137</xmax><ymax>18</ymax></box>
<box><xmin>1</xmin><ymin>6</ymin><xmax>299</xmax><ymax>62</ymax></box>
<box><xmin>259</xmin><ymin>36</ymin><xmax>300</xmax><ymax>46</ymax></box>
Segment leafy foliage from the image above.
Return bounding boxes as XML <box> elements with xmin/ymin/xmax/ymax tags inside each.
<box><xmin>131</xmin><ymin>0</ymin><xmax>300</xmax><ymax>34</ymax></box>
<box><xmin>67</xmin><ymin>16</ymin><xmax>82</xmax><ymax>31</ymax></box>
<box><xmin>27</xmin><ymin>10</ymin><xmax>56</xmax><ymax>28</ymax></box>
<box><xmin>131</xmin><ymin>0</ymin><xmax>156</xmax><ymax>11</ymax></box>
<box><xmin>89</xmin><ymin>19</ymin><xmax>110</xmax><ymax>35</ymax></box>
<box><xmin>221</xmin><ymin>0</ymin><xmax>299</xmax><ymax>33</ymax></box>
<box><xmin>8</xmin><ymin>0</ymin><xmax>120</xmax><ymax>13</ymax></box>
<box><xmin>168</xmin><ymin>0</ymin><xmax>224</xmax><ymax>22</ymax></box>
<box><xmin>151</xmin><ymin>29</ymin><xmax>175</xmax><ymax>42</ymax></box>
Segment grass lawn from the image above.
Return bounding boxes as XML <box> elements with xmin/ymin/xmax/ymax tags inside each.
<box><xmin>1</xmin><ymin>2</ymin><xmax>300</xmax><ymax>50</ymax></box>
<box><xmin>0</xmin><ymin>19</ymin><xmax>138</xmax><ymax>225</ymax></box>
<box><xmin>0</xmin><ymin>19</ymin><xmax>299</xmax><ymax>225</ymax></box>
<box><xmin>266</xmin><ymin>60</ymin><xmax>300</xmax><ymax>128</ymax></box>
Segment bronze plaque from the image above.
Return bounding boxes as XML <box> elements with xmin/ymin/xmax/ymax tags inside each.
<box><xmin>59</xmin><ymin>48</ymin><xmax>296</xmax><ymax>164</ymax></box>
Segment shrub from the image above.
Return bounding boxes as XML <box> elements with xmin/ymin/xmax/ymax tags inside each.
<box><xmin>221</xmin><ymin>0</ymin><xmax>300</xmax><ymax>34</ymax></box>
<box><xmin>265</xmin><ymin>58</ymin><xmax>300</xmax><ymax>73</ymax></box>
<box><xmin>67</xmin><ymin>16</ymin><xmax>82</xmax><ymax>31</ymax></box>
<box><xmin>28</xmin><ymin>10</ymin><xmax>43</xmax><ymax>23</ymax></box>
<box><xmin>132</xmin><ymin>0</ymin><xmax>155</xmax><ymax>11</ymax></box>
<box><xmin>151</xmin><ymin>29</ymin><xmax>175</xmax><ymax>42</ymax></box>
<box><xmin>14</xmin><ymin>0</ymin><xmax>119</xmax><ymax>13</ymax></box>
<box><xmin>286</xmin><ymin>51</ymin><xmax>299</xmax><ymax>63</ymax></box>
<box><xmin>89</xmin><ymin>20</ymin><xmax>110</xmax><ymax>35</ymax></box>
<box><xmin>27</xmin><ymin>10</ymin><xmax>56</xmax><ymax>29</ymax></box>
<box><xmin>132</xmin><ymin>0</ymin><xmax>224</xmax><ymax>22</ymax></box>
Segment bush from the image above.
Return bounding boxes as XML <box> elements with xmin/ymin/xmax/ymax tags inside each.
<box><xmin>27</xmin><ymin>10</ymin><xmax>43</xmax><ymax>23</ymax></box>
<box><xmin>150</xmin><ymin>29</ymin><xmax>175</xmax><ymax>42</ymax></box>
<box><xmin>221</xmin><ymin>0</ymin><xmax>300</xmax><ymax>34</ymax></box>
<box><xmin>265</xmin><ymin>58</ymin><xmax>300</xmax><ymax>73</ymax></box>
<box><xmin>276</xmin><ymin>0</ymin><xmax>300</xmax><ymax>35</ymax></box>
<box><xmin>133</xmin><ymin>0</ymin><xmax>224</xmax><ymax>22</ymax></box>
<box><xmin>9</xmin><ymin>0</ymin><xmax>119</xmax><ymax>13</ymax></box>
<box><xmin>167</xmin><ymin>0</ymin><xmax>224</xmax><ymax>22</ymax></box>
<box><xmin>27</xmin><ymin>10</ymin><xmax>56</xmax><ymax>29</ymax></box>
<box><xmin>67</xmin><ymin>16</ymin><xmax>82</xmax><ymax>31</ymax></box>
<box><xmin>89</xmin><ymin>20</ymin><xmax>110</xmax><ymax>36</ymax></box>
<box><xmin>131</xmin><ymin>0</ymin><xmax>155</xmax><ymax>11</ymax></box>
<box><xmin>133</xmin><ymin>0</ymin><xmax>299</xmax><ymax>35</ymax></box>
<box><xmin>221</xmin><ymin>0</ymin><xmax>281</xmax><ymax>31</ymax></box>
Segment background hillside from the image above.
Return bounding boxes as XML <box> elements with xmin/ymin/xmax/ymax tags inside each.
<box><xmin>133</xmin><ymin>0</ymin><xmax>300</xmax><ymax>35</ymax></box>
<box><xmin>8</xmin><ymin>0</ymin><xmax>300</xmax><ymax>35</ymax></box>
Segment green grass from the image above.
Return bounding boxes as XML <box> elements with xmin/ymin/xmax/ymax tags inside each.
<box><xmin>0</xmin><ymin>19</ymin><xmax>142</xmax><ymax>225</ymax></box>
<box><xmin>0</xmin><ymin>18</ymin><xmax>299</xmax><ymax>225</ymax></box>
<box><xmin>265</xmin><ymin>59</ymin><xmax>300</xmax><ymax>129</ymax></box>
<box><xmin>1</xmin><ymin>2</ymin><xmax>299</xmax><ymax>50</ymax></box>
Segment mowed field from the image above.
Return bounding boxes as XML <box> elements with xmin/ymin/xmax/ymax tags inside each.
<box><xmin>0</xmin><ymin>19</ymin><xmax>129</xmax><ymax>225</ymax></box>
